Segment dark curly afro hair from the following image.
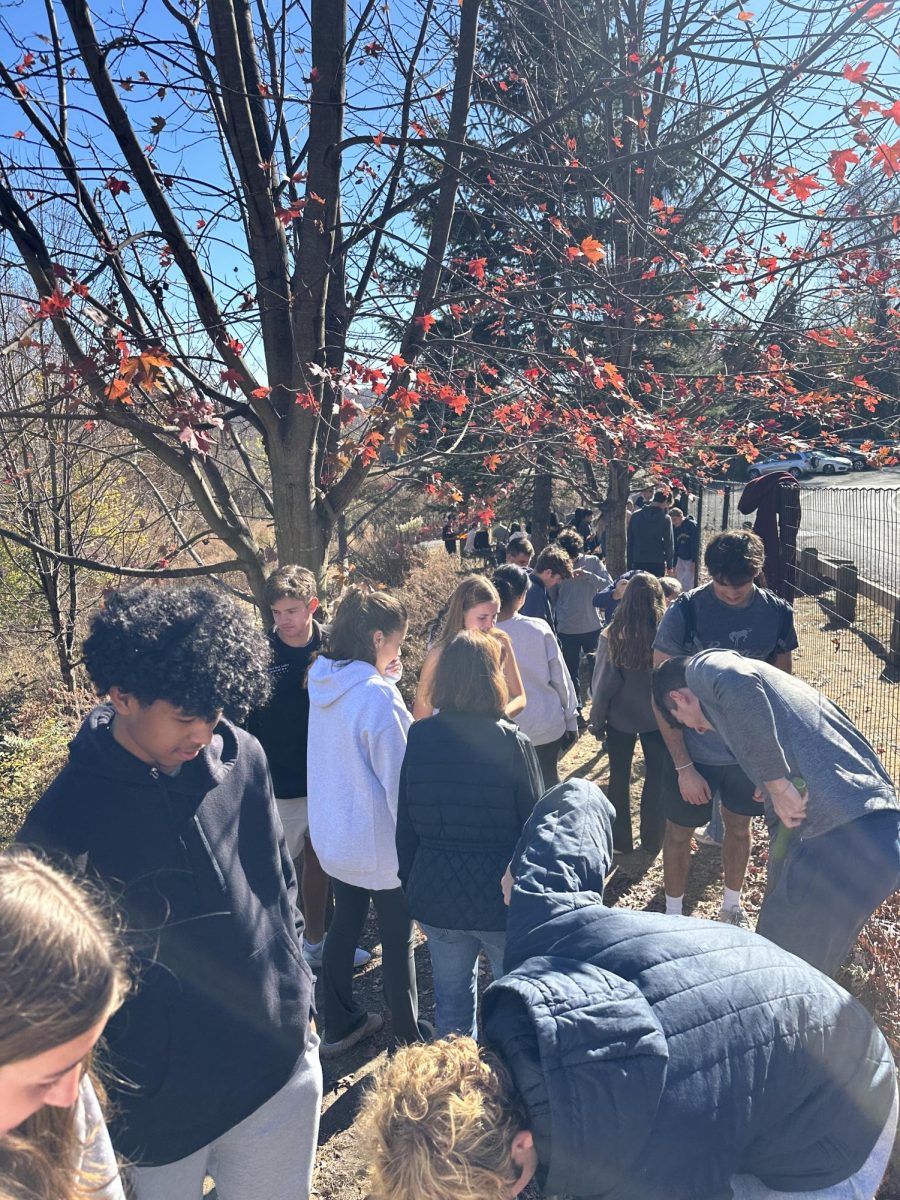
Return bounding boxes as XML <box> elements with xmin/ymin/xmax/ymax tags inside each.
<box><xmin>82</xmin><ymin>584</ymin><xmax>272</xmax><ymax>722</ymax></box>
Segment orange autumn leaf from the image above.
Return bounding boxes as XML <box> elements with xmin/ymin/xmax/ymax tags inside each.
<box><xmin>580</xmin><ymin>235</ymin><xmax>605</xmax><ymax>263</ymax></box>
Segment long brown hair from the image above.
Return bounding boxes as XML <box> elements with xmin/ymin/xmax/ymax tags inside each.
<box><xmin>431</xmin><ymin>631</ymin><xmax>508</xmax><ymax>718</ymax></box>
<box><xmin>0</xmin><ymin>850</ymin><xmax>130</xmax><ymax>1200</ymax></box>
<box><xmin>436</xmin><ymin>577</ymin><xmax>499</xmax><ymax>647</ymax></box>
<box><xmin>607</xmin><ymin>572</ymin><xmax>665</xmax><ymax>671</ymax></box>
<box><xmin>324</xmin><ymin>586</ymin><xmax>408</xmax><ymax>665</ymax></box>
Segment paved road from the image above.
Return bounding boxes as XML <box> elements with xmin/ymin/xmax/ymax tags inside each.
<box><xmin>701</xmin><ymin>467</ymin><xmax>900</xmax><ymax>590</ymax></box>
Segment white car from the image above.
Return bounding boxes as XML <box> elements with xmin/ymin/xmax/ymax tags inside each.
<box><xmin>799</xmin><ymin>450</ymin><xmax>852</xmax><ymax>475</ymax></box>
<box><xmin>746</xmin><ymin>453</ymin><xmax>813</xmax><ymax>480</ymax></box>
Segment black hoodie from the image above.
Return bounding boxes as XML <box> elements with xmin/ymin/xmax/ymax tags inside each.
<box><xmin>16</xmin><ymin>705</ymin><xmax>314</xmax><ymax>1167</ymax></box>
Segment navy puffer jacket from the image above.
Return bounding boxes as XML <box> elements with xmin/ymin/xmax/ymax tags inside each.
<box><xmin>483</xmin><ymin>779</ymin><xmax>895</xmax><ymax>1200</ymax></box>
<box><xmin>397</xmin><ymin>712</ymin><xmax>542</xmax><ymax>930</ymax></box>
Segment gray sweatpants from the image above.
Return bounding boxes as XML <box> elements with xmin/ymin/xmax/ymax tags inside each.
<box><xmin>731</xmin><ymin>1081</ymin><xmax>898</xmax><ymax>1200</ymax></box>
<box><xmin>130</xmin><ymin>1032</ymin><xmax>322</xmax><ymax>1200</ymax></box>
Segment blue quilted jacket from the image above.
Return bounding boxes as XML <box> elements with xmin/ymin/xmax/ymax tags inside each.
<box><xmin>483</xmin><ymin>779</ymin><xmax>895</xmax><ymax>1200</ymax></box>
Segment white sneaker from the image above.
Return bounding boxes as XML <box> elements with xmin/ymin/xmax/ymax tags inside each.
<box><xmin>694</xmin><ymin>829</ymin><xmax>722</xmax><ymax>847</ymax></box>
<box><xmin>717</xmin><ymin>905</ymin><xmax>752</xmax><ymax>929</ymax></box>
<box><xmin>302</xmin><ymin>941</ymin><xmax>371</xmax><ymax>970</ymax></box>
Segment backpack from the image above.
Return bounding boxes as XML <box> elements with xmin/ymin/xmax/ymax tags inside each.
<box><xmin>677</xmin><ymin>588</ymin><xmax>794</xmax><ymax>660</ymax></box>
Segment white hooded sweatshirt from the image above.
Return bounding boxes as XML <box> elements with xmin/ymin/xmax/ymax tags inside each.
<box><xmin>307</xmin><ymin>656</ymin><xmax>412</xmax><ymax>892</ymax></box>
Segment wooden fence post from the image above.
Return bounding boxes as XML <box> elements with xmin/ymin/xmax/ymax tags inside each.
<box><xmin>891</xmin><ymin>600</ymin><xmax>900</xmax><ymax>667</ymax></box>
<box><xmin>797</xmin><ymin>546</ymin><xmax>819</xmax><ymax>594</ymax></box>
<box><xmin>834</xmin><ymin>561</ymin><xmax>858</xmax><ymax>624</ymax></box>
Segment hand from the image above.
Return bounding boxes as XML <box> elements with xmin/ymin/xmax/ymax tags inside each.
<box><xmin>501</xmin><ymin>865</ymin><xmax>514</xmax><ymax>906</ymax></box>
<box><xmin>765</xmin><ymin>778</ymin><xmax>807</xmax><ymax>828</ymax></box>
<box><xmin>560</xmin><ymin>729</ymin><xmax>578</xmax><ymax>750</ymax></box>
<box><xmin>752</xmin><ymin>787</ymin><xmax>765</xmax><ymax>804</ymax></box>
<box><xmin>677</xmin><ymin>765</ymin><xmax>711</xmax><ymax>805</ymax></box>
<box><xmin>382</xmin><ymin>657</ymin><xmax>403</xmax><ymax>682</ymax></box>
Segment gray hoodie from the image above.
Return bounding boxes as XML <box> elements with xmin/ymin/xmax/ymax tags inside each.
<box><xmin>686</xmin><ymin>650</ymin><xmax>899</xmax><ymax>839</ymax></box>
<box><xmin>307</xmin><ymin>656</ymin><xmax>412</xmax><ymax>891</ymax></box>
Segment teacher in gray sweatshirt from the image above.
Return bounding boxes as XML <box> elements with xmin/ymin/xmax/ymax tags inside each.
<box><xmin>652</xmin><ymin>649</ymin><xmax>900</xmax><ymax>976</ymax></box>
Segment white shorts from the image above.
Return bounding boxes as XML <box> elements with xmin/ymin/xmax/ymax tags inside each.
<box><xmin>275</xmin><ymin>796</ymin><xmax>310</xmax><ymax>860</ymax></box>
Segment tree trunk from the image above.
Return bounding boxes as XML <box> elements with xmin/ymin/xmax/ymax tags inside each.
<box><xmin>532</xmin><ymin>470</ymin><xmax>552</xmax><ymax>552</ymax></box>
<box><xmin>604</xmin><ymin>458</ymin><xmax>629</xmax><ymax>577</ymax></box>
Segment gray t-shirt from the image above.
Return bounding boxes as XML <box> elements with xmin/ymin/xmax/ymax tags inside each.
<box><xmin>654</xmin><ymin>584</ymin><xmax>798</xmax><ymax>764</ymax></box>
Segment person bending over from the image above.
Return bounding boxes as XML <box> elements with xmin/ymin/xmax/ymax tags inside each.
<box><xmin>361</xmin><ymin>778</ymin><xmax>897</xmax><ymax>1200</ymax></box>
<box><xmin>652</xmin><ymin>649</ymin><xmax>900</xmax><ymax>976</ymax></box>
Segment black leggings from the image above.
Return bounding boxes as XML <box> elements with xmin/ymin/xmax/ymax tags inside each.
<box><xmin>322</xmin><ymin>881</ymin><xmax>421</xmax><ymax>1044</ymax></box>
<box><xmin>534</xmin><ymin>737</ymin><xmax>564</xmax><ymax>790</ymax></box>
<box><xmin>605</xmin><ymin>726</ymin><xmax>667</xmax><ymax>853</ymax></box>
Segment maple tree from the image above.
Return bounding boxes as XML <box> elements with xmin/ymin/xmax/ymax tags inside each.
<box><xmin>0</xmin><ymin>0</ymin><xmax>898</xmax><ymax>591</ymax></box>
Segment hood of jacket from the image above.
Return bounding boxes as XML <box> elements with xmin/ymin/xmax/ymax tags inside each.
<box><xmin>69</xmin><ymin>703</ymin><xmax>239</xmax><ymax>794</ymax></box>
<box><xmin>504</xmin><ymin>778</ymin><xmax>614</xmax><ymax>964</ymax></box>
<box><xmin>307</xmin><ymin>654</ymin><xmax>383</xmax><ymax>706</ymax></box>
<box><xmin>483</xmin><ymin>955</ymin><xmax>668</xmax><ymax>1198</ymax></box>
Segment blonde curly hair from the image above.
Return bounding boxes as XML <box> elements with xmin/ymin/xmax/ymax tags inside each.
<box><xmin>360</xmin><ymin>1037</ymin><xmax>527</xmax><ymax>1200</ymax></box>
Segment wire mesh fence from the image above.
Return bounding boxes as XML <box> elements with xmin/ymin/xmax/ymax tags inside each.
<box><xmin>694</xmin><ymin>479</ymin><xmax>900</xmax><ymax>779</ymax></box>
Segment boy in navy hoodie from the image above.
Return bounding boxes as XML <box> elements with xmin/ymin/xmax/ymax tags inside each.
<box><xmin>17</xmin><ymin>585</ymin><xmax>321</xmax><ymax>1200</ymax></box>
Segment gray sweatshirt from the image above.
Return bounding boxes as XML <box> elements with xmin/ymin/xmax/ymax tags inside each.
<box><xmin>686</xmin><ymin>650</ymin><xmax>899</xmax><ymax>839</ymax></box>
<box><xmin>589</xmin><ymin>632</ymin><xmax>656</xmax><ymax>733</ymax></box>
<box><xmin>554</xmin><ymin>554</ymin><xmax>611</xmax><ymax>635</ymax></box>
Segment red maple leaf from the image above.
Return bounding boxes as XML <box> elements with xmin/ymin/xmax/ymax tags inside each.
<box><xmin>415</xmin><ymin>313</ymin><xmax>437</xmax><ymax>332</ymax></box>
<box><xmin>295</xmin><ymin>389</ymin><xmax>317</xmax><ymax>410</ymax></box>
<box><xmin>106</xmin><ymin>176</ymin><xmax>131</xmax><ymax>197</ymax></box>
<box><xmin>873</xmin><ymin>141</ymin><xmax>900</xmax><ymax>175</ymax></box>
<box><xmin>827</xmin><ymin>148</ymin><xmax>860</xmax><ymax>184</ymax></box>
<box><xmin>388</xmin><ymin>353</ymin><xmax>407</xmax><ymax>371</ymax></box>
<box><xmin>467</xmin><ymin>257</ymin><xmax>487</xmax><ymax>282</ymax></box>
<box><xmin>883</xmin><ymin>100</ymin><xmax>900</xmax><ymax>125</ymax></box>
<box><xmin>842</xmin><ymin>61</ymin><xmax>870</xmax><ymax>84</ymax></box>
<box><xmin>445</xmin><ymin>392</ymin><xmax>468</xmax><ymax>415</ymax></box>
<box><xmin>785</xmin><ymin>174</ymin><xmax>822</xmax><ymax>201</ymax></box>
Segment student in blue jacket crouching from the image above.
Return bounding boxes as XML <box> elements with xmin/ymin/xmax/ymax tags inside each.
<box><xmin>361</xmin><ymin>778</ymin><xmax>898</xmax><ymax>1200</ymax></box>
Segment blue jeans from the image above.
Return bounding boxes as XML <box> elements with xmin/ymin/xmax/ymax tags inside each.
<box><xmin>419</xmin><ymin>924</ymin><xmax>506</xmax><ymax>1039</ymax></box>
<box><xmin>757</xmin><ymin>810</ymin><xmax>900</xmax><ymax>977</ymax></box>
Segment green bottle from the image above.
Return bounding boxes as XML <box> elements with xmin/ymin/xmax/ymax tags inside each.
<box><xmin>770</xmin><ymin>775</ymin><xmax>806</xmax><ymax>863</ymax></box>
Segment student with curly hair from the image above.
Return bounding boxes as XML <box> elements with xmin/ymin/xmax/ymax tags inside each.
<box><xmin>0</xmin><ymin>849</ymin><xmax>129</xmax><ymax>1200</ymax></box>
<box><xmin>308</xmin><ymin>587</ymin><xmax>429</xmax><ymax>1058</ymax></box>
<box><xmin>17</xmin><ymin>585</ymin><xmax>321</xmax><ymax>1200</ymax></box>
<box><xmin>397</xmin><ymin>631</ymin><xmax>543</xmax><ymax>1037</ymax></box>
<box><xmin>361</xmin><ymin>780</ymin><xmax>898</xmax><ymax>1200</ymax></box>
<box><xmin>589</xmin><ymin>573</ymin><xmax>668</xmax><ymax>856</ymax></box>
<box><xmin>413</xmin><ymin>576</ymin><xmax>525</xmax><ymax>721</ymax></box>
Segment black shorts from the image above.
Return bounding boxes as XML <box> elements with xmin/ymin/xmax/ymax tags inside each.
<box><xmin>662</xmin><ymin>758</ymin><xmax>761</xmax><ymax>828</ymax></box>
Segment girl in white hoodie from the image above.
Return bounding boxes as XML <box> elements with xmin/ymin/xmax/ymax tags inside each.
<box><xmin>307</xmin><ymin>587</ymin><xmax>425</xmax><ymax>1058</ymax></box>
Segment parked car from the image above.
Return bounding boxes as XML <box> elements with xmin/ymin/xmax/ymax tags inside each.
<box><xmin>812</xmin><ymin>443</ymin><xmax>872</xmax><ymax>472</ymax></box>
<box><xmin>799</xmin><ymin>449</ymin><xmax>853</xmax><ymax>475</ymax></box>
<box><xmin>746</xmin><ymin>453</ymin><xmax>813</xmax><ymax>480</ymax></box>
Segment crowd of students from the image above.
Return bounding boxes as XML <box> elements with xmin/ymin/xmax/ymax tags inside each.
<box><xmin>2</xmin><ymin>518</ymin><xmax>900</xmax><ymax>1200</ymax></box>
